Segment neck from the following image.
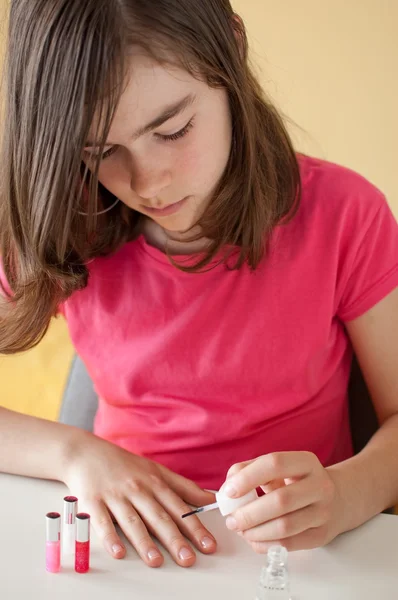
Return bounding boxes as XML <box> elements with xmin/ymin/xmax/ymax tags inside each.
<box><xmin>141</xmin><ymin>218</ymin><xmax>210</xmax><ymax>255</ymax></box>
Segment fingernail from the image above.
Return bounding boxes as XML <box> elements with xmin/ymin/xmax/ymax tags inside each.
<box><xmin>179</xmin><ymin>546</ymin><xmax>194</xmax><ymax>561</ymax></box>
<box><xmin>112</xmin><ymin>543</ymin><xmax>124</xmax><ymax>554</ymax></box>
<box><xmin>222</xmin><ymin>483</ymin><xmax>237</xmax><ymax>497</ymax></box>
<box><xmin>201</xmin><ymin>536</ymin><xmax>214</xmax><ymax>549</ymax></box>
<box><xmin>226</xmin><ymin>517</ymin><xmax>237</xmax><ymax>530</ymax></box>
<box><xmin>148</xmin><ymin>548</ymin><xmax>162</xmax><ymax>561</ymax></box>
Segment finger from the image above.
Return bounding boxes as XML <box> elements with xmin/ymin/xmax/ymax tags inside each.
<box><xmin>86</xmin><ymin>499</ymin><xmax>126</xmax><ymax>559</ymax></box>
<box><xmin>158</xmin><ymin>466</ymin><xmax>215</xmax><ymax>507</ymax></box>
<box><xmin>226</xmin><ymin>478</ymin><xmax>320</xmax><ymax>532</ymax></box>
<box><xmin>260</xmin><ymin>479</ymin><xmax>286</xmax><ymax>494</ymax></box>
<box><xmin>242</xmin><ymin>503</ymin><xmax>327</xmax><ymax>542</ymax></box>
<box><xmin>222</xmin><ymin>452</ymin><xmax>317</xmax><ymax>499</ymax></box>
<box><xmin>151</xmin><ymin>478</ymin><xmax>217</xmax><ymax>555</ymax></box>
<box><xmin>226</xmin><ymin>460</ymin><xmax>254</xmax><ymax>480</ymax></box>
<box><xmin>107</xmin><ymin>498</ymin><xmax>164</xmax><ymax>568</ymax></box>
<box><xmin>129</xmin><ymin>492</ymin><xmax>197</xmax><ymax>568</ymax></box>
<box><xmin>247</xmin><ymin>524</ymin><xmax>330</xmax><ymax>554</ymax></box>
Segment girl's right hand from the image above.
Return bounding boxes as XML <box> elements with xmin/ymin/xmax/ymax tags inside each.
<box><xmin>63</xmin><ymin>432</ymin><xmax>217</xmax><ymax>568</ymax></box>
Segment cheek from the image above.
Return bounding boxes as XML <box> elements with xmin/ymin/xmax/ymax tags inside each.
<box><xmin>97</xmin><ymin>161</ymin><xmax>131</xmax><ymax>196</ymax></box>
<box><xmin>179</xmin><ymin>134</ymin><xmax>230</xmax><ymax>189</ymax></box>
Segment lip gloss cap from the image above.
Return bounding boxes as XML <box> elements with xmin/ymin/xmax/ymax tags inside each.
<box><xmin>76</xmin><ymin>513</ymin><xmax>90</xmax><ymax>543</ymax></box>
<box><xmin>63</xmin><ymin>496</ymin><xmax>78</xmax><ymax>525</ymax></box>
<box><xmin>46</xmin><ymin>512</ymin><xmax>61</xmax><ymax>542</ymax></box>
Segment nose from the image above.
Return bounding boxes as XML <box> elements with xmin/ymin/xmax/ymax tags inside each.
<box><xmin>130</xmin><ymin>157</ymin><xmax>172</xmax><ymax>202</ymax></box>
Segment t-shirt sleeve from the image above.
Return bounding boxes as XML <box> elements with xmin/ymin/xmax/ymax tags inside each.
<box><xmin>336</xmin><ymin>191</ymin><xmax>398</xmax><ymax>322</ymax></box>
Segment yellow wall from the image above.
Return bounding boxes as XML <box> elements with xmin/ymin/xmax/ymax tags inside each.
<box><xmin>1</xmin><ymin>1</ymin><xmax>397</xmax><ymax>420</ymax></box>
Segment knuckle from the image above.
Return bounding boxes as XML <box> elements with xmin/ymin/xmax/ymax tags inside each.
<box><xmin>155</xmin><ymin>510</ymin><xmax>173</xmax><ymax>525</ymax></box>
<box><xmin>102</xmin><ymin>530</ymin><xmax>117</xmax><ymax>543</ymax></box>
<box><xmin>226</xmin><ymin>464</ymin><xmax>242</xmax><ymax>479</ymax></box>
<box><xmin>303</xmin><ymin>451</ymin><xmax>317</xmax><ymax>463</ymax></box>
<box><xmin>135</xmin><ymin>534</ymin><xmax>152</xmax><ymax>548</ymax></box>
<box><xmin>149</xmin><ymin>474</ymin><xmax>168</xmax><ymax>491</ymax></box>
<box><xmin>268</xmin><ymin>452</ymin><xmax>284</xmax><ymax>472</ymax></box>
<box><xmin>276</xmin><ymin>517</ymin><xmax>291</xmax><ymax>539</ymax></box>
<box><xmin>125</xmin><ymin>511</ymin><xmax>141</xmax><ymax>527</ymax></box>
<box><xmin>125</xmin><ymin>477</ymin><xmax>144</xmax><ymax>494</ymax></box>
<box><xmin>236</xmin><ymin>509</ymin><xmax>251</xmax><ymax>530</ymax></box>
<box><xmin>96</xmin><ymin>515</ymin><xmax>112</xmax><ymax>530</ymax></box>
<box><xmin>168</xmin><ymin>534</ymin><xmax>185</xmax><ymax>550</ymax></box>
<box><xmin>182</xmin><ymin>518</ymin><xmax>203</xmax><ymax>536</ymax></box>
<box><xmin>273</xmin><ymin>489</ymin><xmax>291</xmax><ymax>513</ymax></box>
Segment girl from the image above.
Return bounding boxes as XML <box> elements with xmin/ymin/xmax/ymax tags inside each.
<box><xmin>1</xmin><ymin>0</ymin><xmax>398</xmax><ymax>570</ymax></box>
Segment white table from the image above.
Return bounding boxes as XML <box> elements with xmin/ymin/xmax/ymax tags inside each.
<box><xmin>1</xmin><ymin>473</ymin><xmax>397</xmax><ymax>598</ymax></box>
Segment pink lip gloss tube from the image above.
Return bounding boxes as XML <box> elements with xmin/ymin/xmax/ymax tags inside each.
<box><xmin>75</xmin><ymin>513</ymin><xmax>90</xmax><ymax>573</ymax></box>
<box><xmin>46</xmin><ymin>512</ymin><xmax>61</xmax><ymax>573</ymax></box>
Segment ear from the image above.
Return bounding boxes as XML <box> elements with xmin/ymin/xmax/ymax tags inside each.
<box><xmin>231</xmin><ymin>13</ymin><xmax>247</xmax><ymax>60</ymax></box>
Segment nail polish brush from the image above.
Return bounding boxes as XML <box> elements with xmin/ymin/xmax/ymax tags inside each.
<box><xmin>182</xmin><ymin>489</ymin><xmax>258</xmax><ymax>518</ymax></box>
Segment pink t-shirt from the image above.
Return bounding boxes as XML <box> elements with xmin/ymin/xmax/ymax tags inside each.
<box><xmin>5</xmin><ymin>156</ymin><xmax>398</xmax><ymax>490</ymax></box>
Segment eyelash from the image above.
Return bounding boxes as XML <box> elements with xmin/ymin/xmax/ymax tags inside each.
<box><xmin>159</xmin><ymin>117</ymin><xmax>195</xmax><ymax>142</ymax></box>
<box><xmin>95</xmin><ymin>117</ymin><xmax>195</xmax><ymax>161</ymax></box>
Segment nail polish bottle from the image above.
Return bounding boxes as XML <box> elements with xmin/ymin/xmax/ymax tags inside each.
<box><xmin>255</xmin><ymin>545</ymin><xmax>291</xmax><ymax>599</ymax></box>
<box><xmin>215</xmin><ymin>488</ymin><xmax>258</xmax><ymax>516</ymax></box>
<box><xmin>63</xmin><ymin>496</ymin><xmax>78</xmax><ymax>557</ymax></box>
<box><xmin>75</xmin><ymin>513</ymin><xmax>90</xmax><ymax>573</ymax></box>
<box><xmin>46</xmin><ymin>512</ymin><xmax>61</xmax><ymax>573</ymax></box>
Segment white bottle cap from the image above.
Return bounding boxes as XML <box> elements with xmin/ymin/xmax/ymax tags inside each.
<box><xmin>215</xmin><ymin>488</ymin><xmax>258</xmax><ymax>516</ymax></box>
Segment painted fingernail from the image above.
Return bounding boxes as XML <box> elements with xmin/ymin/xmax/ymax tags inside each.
<box><xmin>222</xmin><ymin>483</ymin><xmax>237</xmax><ymax>497</ymax></box>
<box><xmin>112</xmin><ymin>543</ymin><xmax>124</xmax><ymax>554</ymax></box>
<box><xmin>179</xmin><ymin>546</ymin><xmax>194</xmax><ymax>561</ymax></box>
<box><xmin>201</xmin><ymin>536</ymin><xmax>214</xmax><ymax>549</ymax></box>
<box><xmin>226</xmin><ymin>517</ymin><xmax>237</xmax><ymax>530</ymax></box>
<box><xmin>148</xmin><ymin>548</ymin><xmax>162</xmax><ymax>561</ymax></box>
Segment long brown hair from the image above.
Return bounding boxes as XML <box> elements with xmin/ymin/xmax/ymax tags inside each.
<box><xmin>0</xmin><ymin>0</ymin><xmax>300</xmax><ymax>355</ymax></box>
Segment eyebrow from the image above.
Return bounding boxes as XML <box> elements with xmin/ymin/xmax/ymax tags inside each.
<box><xmin>85</xmin><ymin>93</ymin><xmax>196</xmax><ymax>148</ymax></box>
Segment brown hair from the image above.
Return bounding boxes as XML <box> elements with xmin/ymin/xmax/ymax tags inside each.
<box><xmin>0</xmin><ymin>0</ymin><xmax>300</xmax><ymax>355</ymax></box>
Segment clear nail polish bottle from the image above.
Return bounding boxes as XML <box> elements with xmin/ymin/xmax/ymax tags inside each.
<box><xmin>255</xmin><ymin>545</ymin><xmax>291</xmax><ymax>600</ymax></box>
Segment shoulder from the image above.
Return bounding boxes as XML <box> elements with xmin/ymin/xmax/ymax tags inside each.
<box><xmin>292</xmin><ymin>155</ymin><xmax>393</xmax><ymax>251</ymax></box>
<box><xmin>297</xmin><ymin>154</ymin><xmax>387</xmax><ymax>229</ymax></box>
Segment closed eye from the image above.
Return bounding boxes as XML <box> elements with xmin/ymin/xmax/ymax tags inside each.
<box><xmin>85</xmin><ymin>117</ymin><xmax>195</xmax><ymax>161</ymax></box>
<box><xmin>156</xmin><ymin>117</ymin><xmax>195</xmax><ymax>142</ymax></box>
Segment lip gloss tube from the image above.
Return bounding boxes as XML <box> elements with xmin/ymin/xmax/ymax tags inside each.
<box><xmin>46</xmin><ymin>512</ymin><xmax>61</xmax><ymax>573</ymax></box>
<box><xmin>75</xmin><ymin>513</ymin><xmax>90</xmax><ymax>573</ymax></box>
<box><xmin>63</xmin><ymin>496</ymin><xmax>78</xmax><ymax>556</ymax></box>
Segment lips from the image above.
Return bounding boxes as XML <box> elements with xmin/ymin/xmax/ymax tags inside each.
<box><xmin>142</xmin><ymin>197</ymin><xmax>188</xmax><ymax>217</ymax></box>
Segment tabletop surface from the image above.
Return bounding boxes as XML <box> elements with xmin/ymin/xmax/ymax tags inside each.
<box><xmin>1</xmin><ymin>472</ymin><xmax>397</xmax><ymax>599</ymax></box>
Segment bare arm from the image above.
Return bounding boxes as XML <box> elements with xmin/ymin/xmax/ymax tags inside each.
<box><xmin>329</xmin><ymin>286</ymin><xmax>398</xmax><ymax>529</ymax></box>
<box><xmin>0</xmin><ymin>406</ymin><xmax>86</xmax><ymax>480</ymax></box>
<box><xmin>0</xmin><ymin>405</ymin><xmax>218</xmax><ymax>568</ymax></box>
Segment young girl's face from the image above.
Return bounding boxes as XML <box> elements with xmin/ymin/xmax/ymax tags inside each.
<box><xmin>84</xmin><ymin>53</ymin><xmax>233</xmax><ymax>234</ymax></box>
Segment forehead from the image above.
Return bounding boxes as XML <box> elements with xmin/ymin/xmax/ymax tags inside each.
<box><xmin>90</xmin><ymin>53</ymin><xmax>204</xmax><ymax>142</ymax></box>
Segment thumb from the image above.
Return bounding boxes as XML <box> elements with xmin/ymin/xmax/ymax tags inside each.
<box><xmin>159</xmin><ymin>466</ymin><xmax>216</xmax><ymax>507</ymax></box>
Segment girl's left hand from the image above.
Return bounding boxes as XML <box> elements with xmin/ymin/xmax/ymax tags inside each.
<box><xmin>221</xmin><ymin>452</ymin><xmax>344</xmax><ymax>553</ymax></box>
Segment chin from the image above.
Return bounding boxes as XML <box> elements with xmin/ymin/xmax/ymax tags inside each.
<box><xmin>159</xmin><ymin>217</ymin><xmax>197</xmax><ymax>234</ymax></box>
